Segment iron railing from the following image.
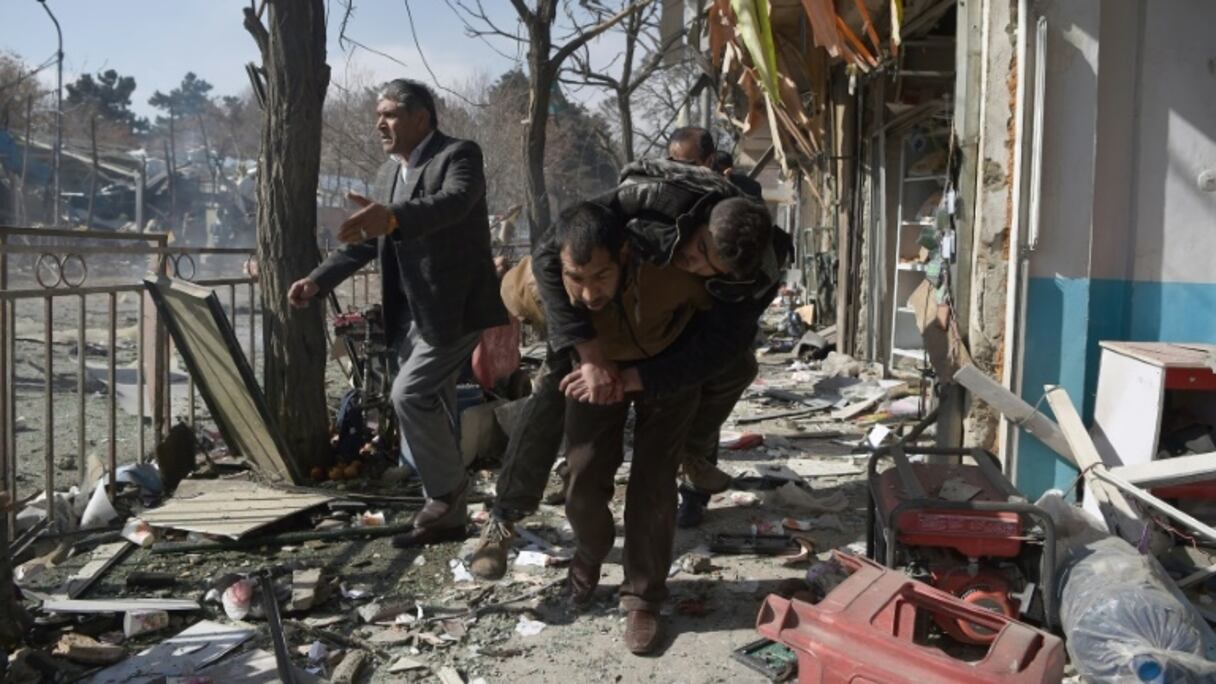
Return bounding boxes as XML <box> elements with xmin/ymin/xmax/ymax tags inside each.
<box><xmin>0</xmin><ymin>225</ymin><xmax>380</xmax><ymax>530</ymax></box>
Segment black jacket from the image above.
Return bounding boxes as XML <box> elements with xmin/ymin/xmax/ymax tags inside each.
<box><xmin>309</xmin><ymin>131</ymin><xmax>508</xmax><ymax>346</ymax></box>
<box><xmin>533</xmin><ymin>158</ymin><xmax>791</xmax><ymax>397</ymax></box>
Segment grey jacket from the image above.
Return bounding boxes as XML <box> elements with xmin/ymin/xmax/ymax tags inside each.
<box><xmin>309</xmin><ymin>131</ymin><xmax>507</xmax><ymax>346</ymax></box>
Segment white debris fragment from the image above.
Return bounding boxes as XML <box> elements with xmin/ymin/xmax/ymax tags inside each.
<box><xmin>221</xmin><ymin>578</ymin><xmax>255</xmax><ymax>620</ymax></box>
<box><xmin>514</xmin><ymin>550</ymin><xmax>551</xmax><ymax>567</ymax></box>
<box><xmin>449</xmin><ymin>559</ymin><xmax>474</xmax><ymax>583</ymax></box>
<box><xmin>515</xmin><ymin>615</ymin><xmax>547</xmax><ymax>636</ymax></box>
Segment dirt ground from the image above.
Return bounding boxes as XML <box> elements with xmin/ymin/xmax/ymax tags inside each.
<box><xmin>12</xmin><ymin>326</ymin><xmax>898</xmax><ymax>683</ymax></box>
<box><xmin>6</xmin><ymin>251</ymin><xmax>932</xmax><ymax>683</ymax></box>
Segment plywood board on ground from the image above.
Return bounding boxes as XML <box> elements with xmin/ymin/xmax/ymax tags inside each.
<box><xmin>140</xmin><ymin>478</ymin><xmax>332</xmax><ymax>539</ymax></box>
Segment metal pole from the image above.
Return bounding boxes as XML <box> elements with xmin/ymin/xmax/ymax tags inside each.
<box><xmin>77</xmin><ymin>294</ymin><xmax>85</xmax><ymax>477</ymax></box>
<box><xmin>38</xmin><ymin>0</ymin><xmax>63</xmax><ymax>224</ymax></box>
<box><xmin>0</xmin><ymin>235</ymin><xmax>8</xmax><ymax>532</ymax></box>
<box><xmin>135</xmin><ymin>156</ymin><xmax>146</xmax><ymax>232</ymax></box>
<box><xmin>107</xmin><ymin>292</ymin><xmax>116</xmax><ymax>495</ymax></box>
<box><xmin>43</xmin><ymin>296</ymin><xmax>54</xmax><ymax>515</ymax></box>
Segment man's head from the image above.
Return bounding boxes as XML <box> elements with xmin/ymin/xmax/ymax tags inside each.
<box><xmin>667</xmin><ymin>126</ymin><xmax>715</xmax><ymax>167</ymax></box>
<box><xmin>554</xmin><ymin>202</ymin><xmax>626</xmax><ymax>312</ymax></box>
<box><xmin>377</xmin><ymin>79</ymin><xmax>437</xmax><ymax>158</ymax></box>
<box><xmin>672</xmin><ymin>197</ymin><xmax>771</xmax><ymax>279</ymax></box>
<box><xmin>711</xmin><ymin>151</ymin><xmax>734</xmax><ymax>174</ymax></box>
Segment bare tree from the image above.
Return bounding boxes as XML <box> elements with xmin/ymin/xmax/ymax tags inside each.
<box><xmin>631</xmin><ymin>56</ymin><xmax>708</xmax><ymax>155</ymax></box>
<box><xmin>243</xmin><ymin>0</ymin><xmax>330</xmax><ymax>477</ymax></box>
<box><xmin>559</xmin><ymin>1</ymin><xmax>684</xmax><ymax>165</ymax></box>
<box><xmin>450</xmin><ymin>0</ymin><xmax>651</xmax><ymax>241</ymax></box>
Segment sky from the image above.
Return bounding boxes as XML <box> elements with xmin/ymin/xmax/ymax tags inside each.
<box><xmin>1</xmin><ymin>0</ymin><xmax>627</xmax><ymax>119</ymax></box>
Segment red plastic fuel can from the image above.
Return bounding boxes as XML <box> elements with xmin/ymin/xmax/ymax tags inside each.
<box><xmin>755</xmin><ymin>552</ymin><xmax>1064</xmax><ymax>684</ymax></box>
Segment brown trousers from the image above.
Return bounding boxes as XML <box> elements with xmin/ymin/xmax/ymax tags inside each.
<box><xmin>563</xmin><ymin>351</ymin><xmax>757</xmax><ymax>611</ymax></box>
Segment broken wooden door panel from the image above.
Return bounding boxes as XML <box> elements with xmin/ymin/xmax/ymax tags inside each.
<box><xmin>143</xmin><ymin>276</ymin><xmax>301</xmax><ymax>484</ymax></box>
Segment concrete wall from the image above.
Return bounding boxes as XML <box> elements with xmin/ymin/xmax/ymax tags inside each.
<box><xmin>1015</xmin><ymin>0</ymin><xmax>1216</xmax><ymax>496</ymax></box>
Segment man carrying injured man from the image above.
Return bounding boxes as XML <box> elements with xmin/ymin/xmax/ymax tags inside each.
<box><xmin>472</xmin><ymin>160</ymin><xmax>791</xmax><ymax>653</ymax></box>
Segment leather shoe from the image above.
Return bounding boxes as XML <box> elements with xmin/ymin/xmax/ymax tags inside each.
<box><xmin>566</xmin><ymin>554</ymin><xmax>601</xmax><ymax>606</ymax></box>
<box><xmin>624</xmin><ymin>609</ymin><xmax>662</xmax><ymax>655</ymax></box>
<box><xmin>676</xmin><ymin>486</ymin><xmax>711</xmax><ymax>528</ymax></box>
<box><xmin>393</xmin><ymin>480</ymin><xmax>468</xmax><ymax>549</ymax></box>
<box><xmin>391</xmin><ymin>523</ymin><xmax>467</xmax><ymax>548</ymax></box>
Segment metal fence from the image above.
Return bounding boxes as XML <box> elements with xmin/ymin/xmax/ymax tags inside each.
<box><xmin>0</xmin><ymin>226</ymin><xmax>382</xmax><ymax>528</ymax></box>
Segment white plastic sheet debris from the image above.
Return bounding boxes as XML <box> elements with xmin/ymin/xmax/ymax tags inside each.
<box><xmin>121</xmin><ymin>518</ymin><xmax>155</xmax><ymax>547</ymax></box>
<box><xmin>340</xmin><ymin>583</ymin><xmax>372</xmax><ymax>600</ymax></box>
<box><xmin>515</xmin><ymin>616</ymin><xmax>547</xmax><ymax>636</ymax></box>
<box><xmin>514</xmin><ymin>550</ymin><xmax>551</xmax><ymax>567</ymax></box>
<box><xmin>449</xmin><ymin>559</ymin><xmax>474</xmax><ymax>583</ymax></box>
<box><xmin>222</xmin><ymin>578</ymin><xmax>256</xmax><ymax>620</ymax></box>
<box><xmin>80</xmin><ymin>485</ymin><xmax>119</xmax><ymax>529</ymax></box>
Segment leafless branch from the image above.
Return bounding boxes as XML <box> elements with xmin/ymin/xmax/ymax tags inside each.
<box><xmin>443</xmin><ymin>0</ymin><xmax>525</xmax><ymax>60</ymax></box>
<box><xmin>336</xmin><ymin>0</ymin><xmax>356</xmax><ymax>51</ymax></box>
<box><xmin>403</xmin><ymin>0</ymin><xmax>488</xmax><ymax>107</ymax></box>
<box><xmin>242</xmin><ymin>5</ymin><xmax>270</xmax><ymax>59</ymax></box>
<box><xmin>624</xmin><ymin>26</ymin><xmax>686</xmax><ymax>95</ymax></box>
<box><xmin>452</xmin><ymin>0</ymin><xmax>528</xmax><ymax>44</ymax></box>
<box><xmin>550</xmin><ymin>0</ymin><xmax>653</xmax><ymax>73</ymax></box>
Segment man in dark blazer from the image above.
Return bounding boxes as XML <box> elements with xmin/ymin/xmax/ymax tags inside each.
<box><xmin>288</xmin><ymin>79</ymin><xmax>507</xmax><ymax>547</ymax></box>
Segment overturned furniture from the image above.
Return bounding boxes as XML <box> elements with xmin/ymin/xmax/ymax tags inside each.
<box><xmin>865</xmin><ymin>446</ymin><xmax>1056</xmax><ymax>644</ymax></box>
<box><xmin>756</xmin><ymin>551</ymin><xmax>1065</xmax><ymax>683</ymax></box>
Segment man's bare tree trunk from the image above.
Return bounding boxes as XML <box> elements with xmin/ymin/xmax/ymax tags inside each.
<box><xmin>560</xmin><ymin>3</ymin><xmax>683</xmax><ymax>166</ymax></box>
<box><xmin>244</xmin><ymin>1</ymin><xmax>331</xmax><ymax>474</ymax></box>
<box><xmin>496</xmin><ymin>0</ymin><xmax>650</xmax><ymax>242</ymax></box>
<box><xmin>520</xmin><ymin>2</ymin><xmax>556</xmax><ymax>243</ymax></box>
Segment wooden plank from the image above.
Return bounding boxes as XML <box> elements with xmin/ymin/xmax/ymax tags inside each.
<box><xmin>41</xmin><ymin>597</ymin><xmax>199</xmax><ymax>613</ymax></box>
<box><xmin>831</xmin><ymin>395</ymin><xmax>882</xmax><ymax>420</ymax></box>
<box><xmin>1109</xmin><ymin>453</ymin><xmax>1216</xmax><ymax>489</ymax></box>
<box><xmin>55</xmin><ymin>541</ymin><xmax>133</xmax><ymax>599</ymax></box>
<box><xmin>1177</xmin><ymin>563</ymin><xmax>1216</xmax><ymax>590</ymax></box>
<box><xmin>140</xmin><ymin>479</ymin><xmax>332</xmax><ymax>540</ymax></box>
<box><xmin>1093</xmin><ymin>467</ymin><xmax>1216</xmax><ymax>544</ymax></box>
<box><xmin>1044</xmin><ymin>386</ymin><xmax>1145</xmax><ymax>543</ymax></box>
<box><xmin>954</xmin><ymin>365</ymin><xmax>1076</xmax><ymax>466</ymax></box>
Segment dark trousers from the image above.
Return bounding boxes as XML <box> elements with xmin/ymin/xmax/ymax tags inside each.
<box><xmin>492</xmin><ymin>346</ymin><xmax>572</xmax><ymax>521</ymax></box>
<box><xmin>682</xmin><ymin>351</ymin><xmax>759</xmax><ymax>471</ymax></box>
<box><xmin>564</xmin><ymin>384</ymin><xmax>700</xmax><ymax>612</ymax></box>
<box><xmin>493</xmin><ymin>348</ymin><xmax>756</xmax><ymax>520</ymax></box>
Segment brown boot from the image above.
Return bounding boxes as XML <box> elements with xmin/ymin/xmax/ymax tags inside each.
<box><xmin>624</xmin><ymin>609</ymin><xmax>662</xmax><ymax>655</ymax></box>
<box><xmin>566</xmin><ymin>553</ymin><xmax>601</xmax><ymax>607</ymax></box>
<box><xmin>469</xmin><ymin>518</ymin><xmax>516</xmax><ymax>580</ymax></box>
<box><xmin>680</xmin><ymin>455</ymin><xmax>732</xmax><ymax>494</ymax></box>
<box><xmin>393</xmin><ymin>480</ymin><xmax>468</xmax><ymax>548</ymax></box>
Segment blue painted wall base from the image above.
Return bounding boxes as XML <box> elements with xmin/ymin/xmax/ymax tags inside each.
<box><xmin>1017</xmin><ymin>277</ymin><xmax>1216</xmax><ymax>498</ymax></box>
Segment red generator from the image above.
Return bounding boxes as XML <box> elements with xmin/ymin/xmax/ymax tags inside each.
<box><xmin>865</xmin><ymin>446</ymin><xmax>1056</xmax><ymax>644</ymax></box>
<box><xmin>756</xmin><ymin>551</ymin><xmax>1065</xmax><ymax>684</ymax></box>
